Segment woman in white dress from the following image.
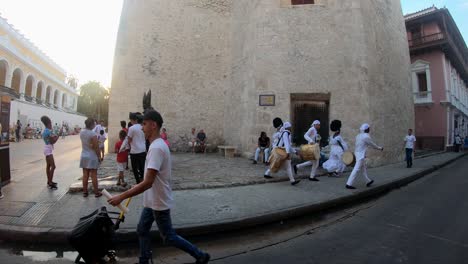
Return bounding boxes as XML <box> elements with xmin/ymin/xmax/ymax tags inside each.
<box><xmin>323</xmin><ymin>120</ymin><xmax>348</xmax><ymax>177</ymax></box>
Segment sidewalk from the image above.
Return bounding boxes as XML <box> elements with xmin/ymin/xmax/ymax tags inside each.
<box><xmin>0</xmin><ymin>151</ymin><xmax>466</xmax><ymax>243</ymax></box>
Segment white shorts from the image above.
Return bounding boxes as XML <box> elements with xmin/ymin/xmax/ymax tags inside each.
<box><xmin>43</xmin><ymin>144</ymin><xmax>54</xmax><ymax>156</ymax></box>
<box><xmin>117</xmin><ymin>162</ymin><xmax>126</xmax><ymax>172</ymax></box>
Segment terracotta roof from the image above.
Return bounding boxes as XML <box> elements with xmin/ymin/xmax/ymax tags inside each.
<box><xmin>404</xmin><ymin>5</ymin><xmax>438</xmax><ymax>20</ymax></box>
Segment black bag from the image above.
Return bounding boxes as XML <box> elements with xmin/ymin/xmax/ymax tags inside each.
<box><xmin>68</xmin><ymin>207</ymin><xmax>116</xmax><ymax>264</ymax></box>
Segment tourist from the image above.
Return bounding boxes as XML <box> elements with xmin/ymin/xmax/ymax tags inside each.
<box><xmin>108</xmin><ymin>110</ymin><xmax>211</xmax><ymax>264</ymax></box>
<box><xmin>264</xmin><ymin>122</ymin><xmax>300</xmax><ymax>185</ymax></box>
<box><xmin>53</xmin><ymin>123</ymin><xmax>60</xmax><ymax>135</ymax></box>
<box><xmin>454</xmin><ymin>133</ymin><xmax>462</xmax><ymax>152</ymax></box>
<box><xmin>115</xmin><ymin>130</ymin><xmax>128</xmax><ymax>187</ymax></box>
<box><xmin>93</xmin><ymin>120</ymin><xmax>105</xmax><ymax>135</ymax></box>
<box><xmin>345</xmin><ymin>123</ymin><xmax>383</xmax><ymax>189</ymax></box>
<box><xmin>188</xmin><ymin>127</ymin><xmax>198</xmax><ymax>153</ymax></box>
<box><xmin>15</xmin><ymin>120</ymin><xmax>21</xmax><ymax>142</ymax></box>
<box><xmin>120</xmin><ymin>120</ymin><xmax>128</xmax><ymax>133</ymax></box>
<box><xmin>161</xmin><ymin>127</ymin><xmax>170</xmax><ymax>147</ymax></box>
<box><xmin>80</xmin><ymin>118</ymin><xmax>102</xmax><ymax>198</ymax></box>
<box><xmin>404</xmin><ymin>129</ymin><xmax>416</xmax><ymax>168</ymax></box>
<box><xmin>41</xmin><ymin>116</ymin><xmax>60</xmax><ymax>190</ymax></box>
<box><xmin>98</xmin><ymin>130</ymin><xmax>107</xmax><ymax>161</ymax></box>
<box><xmin>294</xmin><ymin>120</ymin><xmax>321</xmax><ymax>181</ymax></box>
<box><xmin>196</xmin><ymin>129</ymin><xmax>207</xmax><ymax>153</ymax></box>
<box><xmin>128</xmin><ymin>113</ymin><xmax>147</xmax><ymax>183</ymax></box>
<box><xmin>323</xmin><ymin>120</ymin><xmax>348</xmax><ymax>177</ymax></box>
<box><xmin>61</xmin><ymin>123</ymin><xmax>66</xmax><ymax>139</ymax></box>
<box><xmin>253</xmin><ymin>132</ymin><xmax>270</xmax><ymax>164</ymax></box>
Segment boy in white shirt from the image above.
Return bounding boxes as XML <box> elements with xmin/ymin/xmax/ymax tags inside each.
<box><xmin>404</xmin><ymin>129</ymin><xmax>416</xmax><ymax>168</ymax></box>
<box><xmin>108</xmin><ymin>110</ymin><xmax>210</xmax><ymax>264</ymax></box>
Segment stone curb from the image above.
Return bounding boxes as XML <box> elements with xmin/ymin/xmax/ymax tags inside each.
<box><xmin>1</xmin><ymin>153</ymin><xmax>466</xmax><ymax>244</ymax></box>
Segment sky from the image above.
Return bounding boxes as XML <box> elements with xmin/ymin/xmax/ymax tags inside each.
<box><xmin>0</xmin><ymin>0</ymin><xmax>466</xmax><ymax>88</ymax></box>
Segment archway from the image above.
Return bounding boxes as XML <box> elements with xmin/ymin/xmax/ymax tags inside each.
<box><xmin>11</xmin><ymin>68</ymin><xmax>23</xmax><ymax>95</ymax></box>
<box><xmin>36</xmin><ymin>81</ymin><xmax>44</xmax><ymax>101</ymax></box>
<box><xmin>25</xmin><ymin>75</ymin><xmax>34</xmax><ymax>101</ymax></box>
<box><xmin>0</xmin><ymin>60</ymin><xmax>8</xmax><ymax>86</ymax></box>
<box><xmin>46</xmin><ymin>86</ymin><xmax>52</xmax><ymax>104</ymax></box>
<box><xmin>53</xmin><ymin>90</ymin><xmax>59</xmax><ymax>106</ymax></box>
<box><xmin>62</xmin><ymin>93</ymin><xmax>67</xmax><ymax>108</ymax></box>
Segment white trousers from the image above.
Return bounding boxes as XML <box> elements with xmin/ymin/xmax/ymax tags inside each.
<box><xmin>296</xmin><ymin>160</ymin><xmax>319</xmax><ymax>178</ymax></box>
<box><xmin>265</xmin><ymin>159</ymin><xmax>296</xmax><ymax>182</ymax></box>
<box><xmin>255</xmin><ymin>147</ymin><xmax>270</xmax><ymax>162</ymax></box>
<box><xmin>346</xmin><ymin>158</ymin><xmax>371</xmax><ymax>186</ymax></box>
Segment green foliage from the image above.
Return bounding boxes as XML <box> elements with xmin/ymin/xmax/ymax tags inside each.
<box><xmin>77</xmin><ymin>81</ymin><xmax>109</xmax><ymax>123</ymax></box>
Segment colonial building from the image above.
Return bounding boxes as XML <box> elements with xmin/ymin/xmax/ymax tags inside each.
<box><xmin>0</xmin><ymin>15</ymin><xmax>85</xmax><ymax>132</ymax></box>
<box><xmin>405</xmin><ymin>7</ymin><xmax>468</xmax><ymax>150</ymax></box>
<box><xmin>109</xmin><ymin>0</ymin><xmax>414</xmax><ymax>166</ymax></box>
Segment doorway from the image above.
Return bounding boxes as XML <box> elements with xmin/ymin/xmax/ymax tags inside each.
<box><xmin>291</xmin><ymin>94</ymin><xmax>330</xmax><ymax>147</ymax></box>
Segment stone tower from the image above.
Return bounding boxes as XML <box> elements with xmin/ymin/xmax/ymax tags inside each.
<box><xmin>109</xmin><ymin>0</ymin><xmax>414</xmax><ymax>166</ymax></box>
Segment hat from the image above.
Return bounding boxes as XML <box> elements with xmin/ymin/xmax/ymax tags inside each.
<box><xmin>283</xmin><ymin>122</ymin><xmax>292</xmax><ymax>129</ymax></box>
<box><xmin>360</xmin><ymin>123</ymin><xmax>370</xmax><ymax>132</ymax></box>
<box><xmin>312</xmin><ymin>120</ymin><xmax>321</xmax><ymax>126</ymax></box>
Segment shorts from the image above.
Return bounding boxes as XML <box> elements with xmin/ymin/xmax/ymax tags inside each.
<box><xmin>43</xmin><ymin>144</ymin><xmax>54</xmax><ymax>156</ymax></box>
<box><xmin>117</xmin><ymin>162</ymin><xmax>126</xmax><ymax>172</ymax></box>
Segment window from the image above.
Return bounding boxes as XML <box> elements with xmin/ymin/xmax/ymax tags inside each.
<box><xmin>417</xmin><ymin>72</ymin><xmax>427</xmax><ymax>92</ymax></box>
<box><xmin>292</xmin><ymin>0</ymin><xmax>315</xmax><ymax>5</ymax></box>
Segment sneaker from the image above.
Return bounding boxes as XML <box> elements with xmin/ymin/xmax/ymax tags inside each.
<box><xmin>346</xmin><ymin>185</ymin><xmax>356</xmax><ymax>189</ymax></box>
<box><xmin>309</xmin><ymin>177</ymin><xmax>319</xmax><ymax>182</ymax></box>
<box><xmin>0</xmin><ymin>193</ymin><xmax>4</xmax><ymax>199</ymax></box>
<box><xmin>196</xmin><ymin>253</ymin><xmax>211</xmax><ymax>264</ymax></box>
<box><xmin>366</xmin><ymin>180</ymin><xmax>374</xmax><ymax>187</ymax></box>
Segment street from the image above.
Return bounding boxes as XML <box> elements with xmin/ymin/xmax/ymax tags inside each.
<box><xmin>0</xmin><ymin>155</ymin><xmax>467</xmax><ymax>263</ymax></box>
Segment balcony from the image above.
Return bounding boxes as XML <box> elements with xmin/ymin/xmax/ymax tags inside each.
<box><xmin>408</xmin><ymin>32</ymin><xmax>445</xmax><ymax>48</ymax></box>
<box><xmin>414</xmin><ymin>91</ymin><xmax>433</xmax><ymax>105</ymax></box>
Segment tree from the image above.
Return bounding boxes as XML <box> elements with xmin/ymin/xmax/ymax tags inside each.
<box><xmin>77</xmin><ymin>81</ymin><xmax>109</xmax><ymax>123</ymax></box>
<box><xmin>67</xmin><ymin>75</ymin><xmax>78</xmax><ymax>89</ymax></box>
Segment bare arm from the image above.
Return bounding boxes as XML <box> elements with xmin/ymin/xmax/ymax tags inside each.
<box><xmin>108</xmin><ymin>169</ymin><xmax>157</xmax><ymax>205</ymax></box>
<box><xmin>90</xmin><ymin>136</ymin><xmax>100</xmax><ymax>157</ymax></box>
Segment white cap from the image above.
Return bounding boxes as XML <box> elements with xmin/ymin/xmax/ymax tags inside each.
<box><xmin>312</xmin><ymin>120</ymin><xmax>321</xmax><ymax>126</ymax></box>
<box><xmin>283</xmin><ymin>122</ymin><xmax>292</xmax><ymax>129</ymax></box>
<box><xmin>360</xmin><ymin>123</ymin><xmax>370</xmax><ymax>132</ymax></box>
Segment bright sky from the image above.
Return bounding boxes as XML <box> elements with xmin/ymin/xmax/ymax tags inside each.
<box><xmin>0</xmin><ymin>0</ymin><xmax>466</xmax><ymax>89</ymax></box>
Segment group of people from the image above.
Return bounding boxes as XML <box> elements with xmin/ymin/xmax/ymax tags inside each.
<box><xmin>258</xmin><ymin>117</ymin><xmax>390</xmax><ymax>189</ymax></box>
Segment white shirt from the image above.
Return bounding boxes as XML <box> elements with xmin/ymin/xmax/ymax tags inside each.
<box><xmin>354</xmin><ymin>133</ymin><xmax>382</xmax><ymax>160</ymax></box>
<box><xmin>304</xmin><ymin>127</ymin><xmax>318</xmax><ymax>144</ymax></box>
<box><xmin>404</xmin><ymin>135</ymin><xmax>416</xmax><ymax>149</ymax></box>
<box><xmin>275</xmin><ymin>131</ymin><xmax>293</xmax><ymax>154</ymax></box>
<box><xmin>127</xmin><ymin>124</ymin><xmax>146</xmax><ymax>154</ymax></box>
<box><xmin>143</xmin><ymin>138</ymin><xmax>173</xmax><ymax>211</ymax></box>
<box><xmin>93</xmin><ymin>124</ymin><xmax>103</xmax><ymax>135</ymax></box>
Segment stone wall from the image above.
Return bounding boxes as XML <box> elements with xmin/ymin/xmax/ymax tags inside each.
<box><xmin>110</xmin><ymin>0</ymin><xmax>414</xmax><ymax>165</ymax></box>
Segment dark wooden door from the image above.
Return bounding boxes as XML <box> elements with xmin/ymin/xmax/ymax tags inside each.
<box><xmin>291</xmin><ymin>100</ymin><xmax>329</xmax><ymax>147</ymax></box>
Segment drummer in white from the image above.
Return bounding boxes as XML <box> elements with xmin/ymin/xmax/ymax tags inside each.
<box><xmin>294</xmin><ymin>120</ymin><xmax>321</xmax><ymax>181</ymax></box>
<box><xmin>346</xmin><ymin>123</ymin><xmax>383</xmax><ymax>189</ymax></box>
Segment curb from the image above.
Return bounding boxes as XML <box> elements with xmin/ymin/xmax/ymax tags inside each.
<box><xmin>1</xmin><ymin>153</ymin><xmax>466</xmax><ymax>244</ymax></box>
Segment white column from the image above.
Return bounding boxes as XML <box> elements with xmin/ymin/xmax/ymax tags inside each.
<box><xmin>50</xmin><ymin>88</ymin><xmax>56</xmax><ymax>105</ymax></box>
<box><xmin>31</xmin><ymin>79</ymin><xmax>38</xmax><ymax>102</ymax></box>
<box><xmin>57</xmin><ymin>90</ymin><xmax>63</xmax><ymax>109</ymax></box>
<box><xmin>4</xmin><ymin>68</ymin><xmax>12</xmax><ymax>88</ymax></box>
<box><xmin>19</xmin><ymin>76</ymin><xmax>26</xmax><ymax>100</ymax></box>
<box><xmin>41</xmin><ymin>84</ymin><xmax>47</xmax><ymax>102</ymax></box>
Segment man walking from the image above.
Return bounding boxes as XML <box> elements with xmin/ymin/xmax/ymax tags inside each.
<box><xmin>404</xmin><ymin>129</ymin><xmax>416</xmax><ymax>168</ymax></box>
<box><xmin>108</xmin><ymin>110</ymin><xmax>210</xmax><ymax>264</ymax></box>
<box><xmin>294</xmin><ymin>120</ymin><xmax>321</xmax><ymax>181</ymax></box>
<box><xmin>128</xmin><ymin>113</ymin><xmax>146</xmax><ymax>183</ymax></box>
<box><xmin>346</xmin><ymin>123</ymin><xmax>383</xmax><ymax>189</ymax></box>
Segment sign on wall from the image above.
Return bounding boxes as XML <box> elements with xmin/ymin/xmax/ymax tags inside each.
<box><xmin>259</xmin><ymin>94</ymin><xmax>275</xmax><ymax>106</ymax></box>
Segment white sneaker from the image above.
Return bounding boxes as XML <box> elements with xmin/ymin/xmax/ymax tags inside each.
<box><xmin>0</xmin><ymin>193</ymin><xmax>4</xmax><ymax>199</ymax></box>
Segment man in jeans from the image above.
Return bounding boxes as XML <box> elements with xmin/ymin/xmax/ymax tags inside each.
<box><xmin>128</xmin><ymin>113</ymin><xmax>146</xmax><ymax>183</ymax></box>
<box><xmin>404</xmin><ymin>129</ymin><xmax>416</xmax><ymax>168</ymax></box>
<box><xmin>108</xmin><ymin>110</ymin><xmax>210</xmax><ymax>264</ymax></box>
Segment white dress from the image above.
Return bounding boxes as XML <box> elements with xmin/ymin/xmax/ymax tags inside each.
<box><xmin>323</xmin><ymin>134</ymin><xmax>348</xmax><ymax>173</ymax></box>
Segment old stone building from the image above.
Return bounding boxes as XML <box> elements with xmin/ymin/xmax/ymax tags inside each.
<box><xmin>109</xmin><ymin>0</ymin><xmax>414</xmax><ymax>165</ymax></box>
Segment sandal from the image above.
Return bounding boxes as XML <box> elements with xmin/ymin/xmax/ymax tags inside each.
<box><xmin>95</xmin><ymin>192</ymin><xmax>103</xmax><ymax>198</ymax></box>
<box><xmin>83</xmin><ymin>192</ymin><xmax>89</xmax><ymax>197</ymax></box>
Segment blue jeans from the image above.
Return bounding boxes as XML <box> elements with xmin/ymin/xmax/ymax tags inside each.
<box><xmin>137</xmin><ymin>207</ymin><xmax>204</xmax><ymax>264</ymax></box>
<box><xmin>405</xmin><ymin>148</ymin><xmax>413</xmax><ymax>167</ymax></box>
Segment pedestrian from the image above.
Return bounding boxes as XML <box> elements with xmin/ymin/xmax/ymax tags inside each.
<box><xmin>253</xmin><ymin>132</ymin><xmax>270</xmax><ymax>164</ymax></box>
<box><xmin>15</xmin><ymin>120</ymin><xmax>22</xmax><ymax>142</ymax></box>
<box><xmin>264</xmin><ymin>122</ymin><xmax>301</xmax><ymax>185</ymax></box>
<box><xmin>345</xmin><ymin>123</ymin><xmax>383</xmax><ymax>189</ymax></box>
<box><xmin>98</xmin><ymin>130</ymin><xmax>107</xmax><ymax>161</ymax></box>
<box><xmin>79</xmin><ymin>118</ymin><xmax>102</xmax><ymax>198</ymax></box>
<box><xmin>128</xmin><ymin>113</ymin><xmax>147</xmax><ymax>183</ymax></box>
<box><xmin>41</xmin><ymin>116</ymin><xmax>60</xmax><ymax>190</ymax></box>
<box><xmin>161</xmin><ymin>127</ymin><xmax>170</xmax><ymax>147</ymax></box>
<box><xmin>454</xmin><ymin>134</ymin><xmax>462</xmax><ymax>152</ymax></box>
<box><xmin>93</xmin><ymin>119</ymin><xmax>105</xmax><ymax>135</ymax></box>
<box><xmin>115</xmin><ymin>130</ymin><xmax>128</xmax><ymax>187</ymax></box>
<box><xmin>294</xmin><ymin>120</ymin><xmax>321</xmax><ymax>181</ymax></box>
<box><xmin>188</xmin><ymin>128</ymin><xmax>198</xmax><ymax>153</ymax></box>
<box><xmin>323</xmin><ymin>120</ymin><xmax>348</xmax><ymax>177</ymax></box>
<box><xmin>196</xmin><ymin>129</ymin><xmax>207</xmax><ymax>153</ymax></box>
<box><xmin>120</xmin><ymin>120</ymin><xmax>128</xmax><ymax>133</ymax></box>
<box><xmin>108</xmin><ymin>110</ymin><xmax>211</xmax><ymax>264</ymax></box>
<box><xmin>404</xmin><ymin>129</ymin><xmax>416</xmax><ymax>168</ymax></box>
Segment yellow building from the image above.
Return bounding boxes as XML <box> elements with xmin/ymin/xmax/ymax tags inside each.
<box><xmin>0</xmin><ymin>15</ymin><xmax>85</xmax><ymax>130</ymax></box>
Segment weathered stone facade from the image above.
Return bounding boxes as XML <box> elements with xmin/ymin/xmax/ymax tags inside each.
<box><xmin>109</xmin><ymin>0</ymin><xmax>414</xmax><ymax>166</ymax></box>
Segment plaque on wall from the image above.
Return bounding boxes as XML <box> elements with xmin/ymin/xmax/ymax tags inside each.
<box><xmin>259</xmin><ymin>94</ymin><xmax>275</xmax><ymax>106</ymax></box>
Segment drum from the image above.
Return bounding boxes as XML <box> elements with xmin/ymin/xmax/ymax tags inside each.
<box><xmin>300</xmin><ymin>144</ymin><xmax>320</xmax><ymax>161</ymax></box>
<box><xmin>269</xmin><ymin>147</ymin><xmax>288</xmax><ymax>173</ymax></box>
<box><xmin>342</xmin><ymin>151</ymin><xmax>356</xmax><ymax>166</ymax></box>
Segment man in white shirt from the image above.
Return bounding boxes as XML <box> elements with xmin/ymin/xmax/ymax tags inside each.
<box><xmin>294</xmin><ymin>120</ymin><xmax>321</xmax><ymax>181</ymax></box>
<box><xmin>93</xmin><ymin>120</ymin><xmax>105</xmax><ymax>135</ymax></box>
<box><xmin>128</xmin><ymin>113</ymin><xmax>147</xmax><ymax>183</ymax></box>
<box><xmin>346</xmin><ymin>123</ymin><xmax>383</xmax><ymax>189</ymax></box>
<box><xmin>404</xmin><ymin>129</ymin><xmax>416</xmax><ymax>168</ymax></box>
<box><xmin>108</xmin><ymin>110</ymin><xmax>210</xmax><ymax>264</ymax></box>
<box><xmin>264</xmin><ymin>122</ymin><xmax>300</xmax><ymax>185</ymax></box>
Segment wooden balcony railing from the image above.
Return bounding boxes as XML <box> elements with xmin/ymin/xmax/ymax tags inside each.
<box><xmin>408</xmin><ymin>32</ymin><xmax>445</xmax><ymax>48</ymax></box>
